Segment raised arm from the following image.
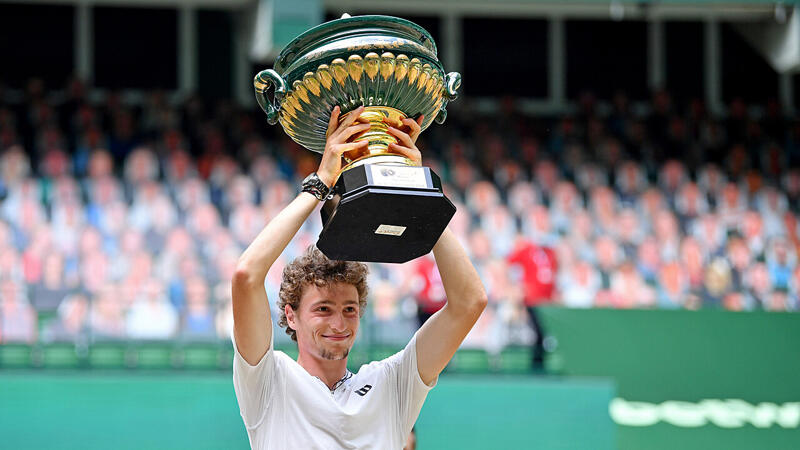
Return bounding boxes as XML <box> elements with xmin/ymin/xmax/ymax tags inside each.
<box><xmin>382</xmin><ymin>114</ymin><xmax>488</xmax><ymax>385</ymax></box>
<box><xmin>232</xmin><ymin>105</ymin><xmax>370</xmax><ymax>365</ymax></box>
<box><xmin>415</xmin><ymin>228</ymin><xmax>488</xmax><ymax>384</ymax></box>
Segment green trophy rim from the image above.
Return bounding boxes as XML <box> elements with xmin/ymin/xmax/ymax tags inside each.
<box><xmin>254</xmin><ymin>14</ymin><xmax>460</xmax><ymax>154</ymax></box>
<box><xmin>274</xmin><ymin>15</ymin><xmax>438</xmax><ymax>74</ymax></box>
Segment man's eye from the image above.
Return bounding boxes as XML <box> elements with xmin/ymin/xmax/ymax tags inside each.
<box><xmin>318</xmin><ymin>307</ymin><xmax>329</xmax><ymax>312</ymax></box>
<box><xmin>345</xmin><ymin>307</ymin><xmax>356</xmax><ymax>313</ymax></box>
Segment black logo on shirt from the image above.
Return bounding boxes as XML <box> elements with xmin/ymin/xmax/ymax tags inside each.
<box><xmin>355</xmin><ymin>385</ymin><xmax>372</xmax><ymax>396</ymax></box>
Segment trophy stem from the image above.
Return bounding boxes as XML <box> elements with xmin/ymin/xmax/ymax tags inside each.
<box><xmin>338</xmin><ymin>106</ymin><xmax>412</xmax><ymax>165</ymax></box>
<box><xmin>340</xmin><ymin>153</ymin><xmax>416</xmax><ymax>174</ymax></box>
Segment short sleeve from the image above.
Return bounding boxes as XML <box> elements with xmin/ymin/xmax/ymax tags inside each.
<box><xmin>382</xmin><ymin>332</ymin><xmax>438</xmax><ymax>440</ymax></box>
<box><xmin>232</xmin><ymin>330</ymin><xmax>277</xmax><ymax>430</ymax></box>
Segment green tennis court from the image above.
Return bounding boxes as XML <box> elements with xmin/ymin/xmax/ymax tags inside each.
<box><xmin>0</xmin><ymin>372</ymin><xmax>614</xmax><ymax>449</ymax></box>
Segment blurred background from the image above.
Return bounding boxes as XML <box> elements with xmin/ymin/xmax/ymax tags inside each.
<box><xmin>1</xmin><ymin>0</ymin><xmax>799</xmax><ymax>449</ymax></box>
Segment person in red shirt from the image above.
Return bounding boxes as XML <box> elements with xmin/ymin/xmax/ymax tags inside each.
<box><xmin>410</xmin><ymin>255</ymin><xmax>447</xmax><ymax>328</ymax></box>
<box><xmin>507</xmin><ymin>238</ymin><xmax>558</xmax><ymax>371</ymax></box>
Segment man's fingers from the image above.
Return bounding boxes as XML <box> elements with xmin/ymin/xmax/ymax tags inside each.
<box><xmin>415</xmin><ymin>115</ymin><xmax>425</xmax><ymax>127</ymax></box>
<box><xmin>403</xmin><ymin>117</ymin><xmax>423</xmax><ymax>142</ymax></box>
<box><xmin>334</xmin><ymin>105</ymin><xmax>365</xmax><ymax>135</ymax></box>
<box><xmin>388</xmin><ymin>143</ymin><xmax>422</xmax><ymax>165</ymax></box>
<box><xmin>381</xmin><ymin>117</ymin><xmax>403</xmax><ymax>128</ymax></box>
<box><xmin>326</xmin><ymin>106</ymin><xmax>340</xmax><ymax>137</ymax></box>
<box><xmin>336</xmin><ymin>122</ymin><xmax>371</xmax><ymax>143</ymax></box>
<box><xmin>386</xmin><ymin>126</ymin><xmax>415</xmax><ymax>148</ymax></box>
<box><xmin>403</xmin><ymin>117</ymin><xmax>422</xmax><ymax>133</ymax></box>
<box><xmin>332</xmin><ymin>140</ymin><xmax>369</xmax><ymax>155</ymax></box>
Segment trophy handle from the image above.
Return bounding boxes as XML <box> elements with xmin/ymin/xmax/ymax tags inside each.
<box><xmin>444</xmin><ymin>72</ymin><xmax>461</xmax><ymax>100</ymax></box>
<box><xmin>254</xmin><ymin>69</ymin><xmax>287</xmax><ymax>125</ymax></box>
<box><xmin>435</xmin><ymin>72</ymin><xmax>462</xmax><ymax>124</ymax></box>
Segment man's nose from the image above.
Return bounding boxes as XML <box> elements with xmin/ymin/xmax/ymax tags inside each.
<box><xmin>330</xmin><ymin>312</ymin><xmax>346</xmax><ymax>331</ymax></box>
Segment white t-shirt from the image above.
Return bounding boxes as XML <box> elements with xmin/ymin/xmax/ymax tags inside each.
<box><xmin>232</xmin><ymin>331</ymin><xmax>437</xmax><ymax>450</ymax></box>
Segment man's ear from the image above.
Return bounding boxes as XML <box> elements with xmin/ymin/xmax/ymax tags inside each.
<box><xmin>285</xmin><ymin>304</ymin><xmax>296</xmax><ymax>328</ymax></box>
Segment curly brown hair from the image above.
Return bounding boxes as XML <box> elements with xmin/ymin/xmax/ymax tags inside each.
<box><xmin>277</xmin><ymin>246</ymin><xmax>369</xmax><ymax>341</ymax></box>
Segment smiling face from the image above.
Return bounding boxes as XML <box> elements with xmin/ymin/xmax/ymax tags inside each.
<box><xmin>286</xmin><ymin>282</ymin><xmax>360</xmax><ymax>361</ymax></box>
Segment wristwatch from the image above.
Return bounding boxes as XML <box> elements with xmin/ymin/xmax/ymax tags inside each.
<box><xmin>301</xmin><ymin>172</ymin><xmax>332</xmax><ymax>201</ymax></box>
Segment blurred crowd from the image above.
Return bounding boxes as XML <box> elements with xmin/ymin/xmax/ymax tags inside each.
<box><xmin>1</xmin><ymin>78</ymin><xmax>800</xmax><ymax>351</ymax></box>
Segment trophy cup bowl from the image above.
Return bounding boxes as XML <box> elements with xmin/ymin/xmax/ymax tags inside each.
<box><xmin>254</xmin><ymin>15</ymin><xmax>461</xmax><ymax>263</ymax></box>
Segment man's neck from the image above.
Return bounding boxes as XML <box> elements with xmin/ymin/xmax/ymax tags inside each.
<box><xmin>297</xmin><ymin>352</ymin><xmax>349</xmax><ymax>391</ymax></box>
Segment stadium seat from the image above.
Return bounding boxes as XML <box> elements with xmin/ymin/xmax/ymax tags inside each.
<box><xmin>182</xmin><ymin>344</ymin><xmax>222</xmax><ymax>370</ymax></box>
<box><xmin>88</xmin><ymin>343</ymin><xmax>129</xmax><ymax>369</ymax></box>
<box><xmin>134</xmin><ymin>343</ymin><xmax>175</xmax><ymax>369</ymax></box>
<box><xmin>346</xmin><ymin>348</ymin><xmax>369</xmax><ymax>371</ymax></box>
<box><xmin>36</xmin><ymin>312</ymin><xmax>58</xmax><ymax>332</ymax></box>
<box><xmin>275</xmin><ymin>346</ymin><xmax>299</xmax><ymax>360</ymax></box>
<box><xmin>219</xmin><ymin>345</ymin><xmax>235</xmax><ymax>369</ymax></box>
<box><xmin>369</xmin><ymin>346</ymin><xmax>402</xmax><ymax>362</ymax></box>
<box><xmin>451</xmin><ymin>349</ymin><xmax>491</xmax><ymax>373</ymax></box>
<box><xmin>499</xmin><ymin>347</ymin><xmax>532</xmax><ymax>374</ymax></box>
<box><xmin>41</xmin><ymin>344</ymin><xmax>82</xmax><ymax>369</ymax></box>
<box><xmin>0</xmin><ymin>344</ymin><xmax>33</xmax><ymax>368</ymax></box>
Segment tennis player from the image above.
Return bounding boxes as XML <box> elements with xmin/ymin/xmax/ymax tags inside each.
<box><xmin>232</xmin><ymin>105</ymin><xmax>487</xmax><ymax>449</ymax></box>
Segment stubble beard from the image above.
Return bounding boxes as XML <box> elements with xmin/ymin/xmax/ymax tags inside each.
<box><xmin>319</xmin><ymin>347</ymin><xmax>350</xmax><ymax>360</ymax></box>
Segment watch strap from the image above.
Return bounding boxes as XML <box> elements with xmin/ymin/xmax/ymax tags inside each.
<box><xmin>302</xmin><ymin>173</ymin><xmax>331</xmax><ymax>201</ymax></box>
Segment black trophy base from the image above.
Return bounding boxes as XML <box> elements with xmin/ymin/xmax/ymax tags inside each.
<box><xmin>317</xmin><ymin>164</ymin><xmax>455</xmax><ymax>263</ymax></box>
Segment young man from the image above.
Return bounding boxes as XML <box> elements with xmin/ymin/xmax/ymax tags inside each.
<box><xmin>232</xmin><ymin>105</ymin><xmax>488</xmax><ymax>449</ymax></box>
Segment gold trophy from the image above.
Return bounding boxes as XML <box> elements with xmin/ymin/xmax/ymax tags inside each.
<box><xmin>254</xmin><ymin>15</ymin><xmax>461</xmax><ymax>263</ymax></box>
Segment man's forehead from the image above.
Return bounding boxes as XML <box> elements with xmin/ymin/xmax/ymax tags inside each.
<box><xmin>301</xmin><ymin>282</ymin><xmax>359</xmax><ymax>303</ymax></box>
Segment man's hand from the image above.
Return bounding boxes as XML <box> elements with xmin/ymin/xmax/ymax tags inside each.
<box><xmin>318</xmin><ymin>105</ymin><xmax>371</xmax><ymax>187</ymax></box>
<box><xmin>385</xmin><ymin>115</ymin><xmax>424</xmax><ymax>166</ymax></box>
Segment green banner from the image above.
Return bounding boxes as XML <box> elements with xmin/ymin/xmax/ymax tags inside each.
<box><xmin>539</xmin><ymin>307</ymin><xmax>800</xmax><ymax>450</ymax></box>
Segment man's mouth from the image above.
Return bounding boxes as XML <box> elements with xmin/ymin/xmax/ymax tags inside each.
<box><xmin>322</xmin><ymin>334</ymin><xmax>350</xmax><ymax>341</ymax></box>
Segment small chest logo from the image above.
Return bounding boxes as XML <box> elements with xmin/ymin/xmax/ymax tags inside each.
<box><xmin>355</xmin><ymin>384</ymin><xmax>372</xmax><ymax>396</ymax></box>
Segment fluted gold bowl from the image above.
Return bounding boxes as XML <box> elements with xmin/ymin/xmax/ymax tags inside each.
<box><xmin>253</xmin><ymin>15</ymin><xmax>460</xmax><ymax>168</ymax></box>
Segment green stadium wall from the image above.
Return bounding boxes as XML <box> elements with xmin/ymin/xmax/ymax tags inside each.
<box><xmin>539</xmin><ymin>307</ymin><xmax>800</xmax><ymax>450</ymax></box>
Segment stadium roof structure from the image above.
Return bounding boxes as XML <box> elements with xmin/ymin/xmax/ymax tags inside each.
<box><xmin>3</xmin><ymin>0</ymin><xmax>785</xmax><ymax>16</ymax></box>
<box><xmin>4</xmin><ymin>0</ymin><xmax>796</xmax><ymax>112</ymax></box>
